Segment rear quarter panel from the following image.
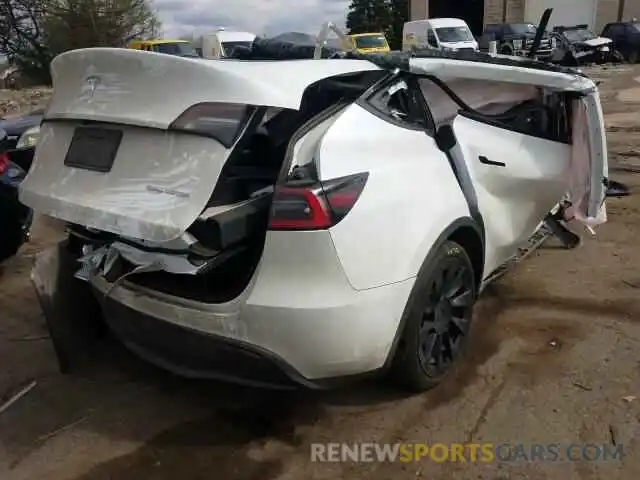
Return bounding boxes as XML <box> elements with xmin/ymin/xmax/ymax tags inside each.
<box><xmin>316</xmin><ymin>103</ymin><xmax>471</xmax><ymax>291</ymax></box>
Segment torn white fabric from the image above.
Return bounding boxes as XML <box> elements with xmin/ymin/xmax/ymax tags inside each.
<box><xmin>565</xmin><ymin>95</ymin><xmax>607</xmax><ymax>228</ymax></box>
<box><xmin>419</xmin><ymin>78</ymin><xmax>538</xmax><ymax>125</ymax></box>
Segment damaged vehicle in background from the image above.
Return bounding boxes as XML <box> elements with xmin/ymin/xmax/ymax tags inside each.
<box><xmin>478</xmin><ymin>22</ymin><xmax>555</xmax><ymax>59</ymax></box>
<box><xmin>601</xmin><ymin>21</ymin><xmax>640</xmax><ymax>63</ymax></box>
<box><xmin>20</xmin><ymin>38</ymin><xmax>608</xmax><ymax>392</ymax></box>
<box><xmin>549</xmin><ymin>25</ymin><xmax>623</xmax><ymax>66</ymax></box>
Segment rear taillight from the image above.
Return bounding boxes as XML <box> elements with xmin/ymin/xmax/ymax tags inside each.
<box><xmin>268</xmin><ymin>172</ymin><xmax>368</xmax><ymax>230</ymax></box>
<box><xmin>169</xmin><ymin>102</ymin><xmax>253</xmax><ymax>148</ymax></box>
<box><xmin>0</xmin><ymin>152</ymin><xmax>9</xmax><ymax>174</ymax></box>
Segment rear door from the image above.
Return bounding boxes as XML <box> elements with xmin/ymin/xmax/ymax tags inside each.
<box><xmin>417</xmin><ymin>77</ymin><xmax>572</xmax><ymax>276</ymax></box>
<box><xmin>452</xmin><ymin>113</ymin><xmax>570</xmax><ymax>275</ymax></box>
<box><xmin>450</xmin><ymin>93</ymin><xmax>607</xmax><ymax>276</ymax></box>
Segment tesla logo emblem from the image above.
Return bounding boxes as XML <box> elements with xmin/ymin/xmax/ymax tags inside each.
<box><xmin>85</xmin><ymin>76</ymin><xmax>100</xmax><ymax>97</ymax></box>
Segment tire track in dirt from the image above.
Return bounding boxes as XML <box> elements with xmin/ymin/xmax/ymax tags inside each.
<box><xmin>47</xmin><ymin>259</ymin><xmax>639</xmax><ymax>480</ymax></box>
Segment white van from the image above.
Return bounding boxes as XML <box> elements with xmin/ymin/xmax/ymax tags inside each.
<box><xmin>195</xmin><ymin>29</ymin><xmax>256</xmax><ymax>58</ymax></box>
<box><xmin>403</xmin><ymin>18</ymin><xmax>479</xmax><ymax>52</ymax></box>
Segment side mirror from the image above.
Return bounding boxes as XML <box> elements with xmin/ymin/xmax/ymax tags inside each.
<box><xmin>435</xmin><ymin>125</ymin><xmax>457</xmax><ymax>152</ymax></box>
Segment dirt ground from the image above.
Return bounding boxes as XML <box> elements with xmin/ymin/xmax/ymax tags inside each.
<box><xmin>1</xmin><ymin>66</ymin><xmax>640</xmax><ymax>480</ymax></box>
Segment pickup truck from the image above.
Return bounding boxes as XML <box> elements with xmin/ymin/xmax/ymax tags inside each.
<box><xmin>478</xmin><ymin>23</ymin><xmax>554</xmax><ymax>60</ymax></box>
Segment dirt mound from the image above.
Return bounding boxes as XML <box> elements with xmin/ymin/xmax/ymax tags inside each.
<box><xmin>0</xmin><ymin>87</ymin><xmax>52</xmax><ymax>118</ymax></box>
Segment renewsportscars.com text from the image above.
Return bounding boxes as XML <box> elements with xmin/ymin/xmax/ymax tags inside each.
<box><xmin>310</xmin><ymin>443</ymin><xmax>625</xmax><ymax>463</ymax></box>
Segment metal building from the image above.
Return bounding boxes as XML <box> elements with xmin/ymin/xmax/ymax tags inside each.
<box><xmin>410</xmin><ymin>0</ymin><xmax>640</xmax><ymax>35</ymax></box>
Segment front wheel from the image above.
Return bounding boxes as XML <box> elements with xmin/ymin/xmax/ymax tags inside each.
<box><xmin>611</xmin><ymin>49</ymin><xmax>626</xmax><ymax>63</ymax></box>
<box><xmin>391</xmin><ymin>240</ymin><xmax>477</xmax><ymax>392</ymax></box>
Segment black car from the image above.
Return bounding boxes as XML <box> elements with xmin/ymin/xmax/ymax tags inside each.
<box><xmin>478</xmin><ymin>23</ymin><xmax>554</xmax><ymax>59</ymax></box>
<box><xmin>0</xmin><ymin>108</ymin><xmax>43</xmax><ymax>150</ymax></box>
<box><xmin>0</xmin><ymin>109</ymin><xmax>42</xmax><ymax>172</ymax></box>
<box><xmin>601</xmin><ymin>21</ymin><xmax>640</xmax><ymax>63</ymax></box>
<box><xmin>0</xmin><ymin>127</ymin><xmax>33</xmax><ymax>262</ymax></box>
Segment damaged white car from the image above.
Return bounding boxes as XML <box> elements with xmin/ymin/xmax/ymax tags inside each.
<box><xmin>20</xmin><ymin>40</ymin><xmax>607</xmax><ymax>392</ymax></box>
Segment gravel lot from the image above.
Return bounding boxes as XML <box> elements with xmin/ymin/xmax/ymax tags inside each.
<box><xmin>1</xmin><ymin>66</ymin><xmax>639</xmax><ymax>480</ymax></box>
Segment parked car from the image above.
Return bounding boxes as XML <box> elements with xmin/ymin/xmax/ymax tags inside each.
<box><xmin>195</xmin><ymin>29</ymin><xmax>257</xmax><ymax>59</ymax></box>
<box><xmin>0</xmin><ymin>128</ymin><xmax>33</xmax><ymax>262</ymax></box>
<box><xmin>0</xmin><ymin>108</ymin><xmax>43</xmax><ymax>152</ymax></box>
<box><xmin>128</xmin><ymin>39</ymin><xmax>199</xmax><ymax>57</ymax></box>
<box><xmin>478</xmin><ymin>22</ymin><xmax>554</xmax><ymax>59</ymax></box>
<box><xmin>403</xmin><ymin>18</ymin><xmax>478</xmax><ymax>52</ymax></box>
<box><xmin>22</xmin><ymin>42</ymin><xmax>607</xmax><ymax>392</ymax></box>
<box><xmin>550</xmin><ymin>24</ymin><xmax>623</xmax><ymax>65</ymax></box>
<box><xmin>342</xmin><ymin>32</ymin><xmax>391</xmax><ymax>54</ymax></box>
<box><xmin>601</xmin><ymin>21</ymin><xmax>640</xmax><ymax>63</ymax></box>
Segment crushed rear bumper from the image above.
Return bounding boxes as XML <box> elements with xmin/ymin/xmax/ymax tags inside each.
<box><xmin>100</xmin><ymin>297</ymin><xmax>314</xmax><ymax>389</ymax></box>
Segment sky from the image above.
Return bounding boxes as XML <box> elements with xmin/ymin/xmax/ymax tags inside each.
<box><xmin>156</xmin><ymin>0</ymin><xmax>350</xmax><ymax>38</ymax></box>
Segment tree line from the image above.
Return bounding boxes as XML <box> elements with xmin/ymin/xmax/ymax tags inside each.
<box><xmin>346</xmin><ymin>0</ymin><xmax>408</xmax><ymax>50</ymax></box>
<box><xmin>0</xmin><ymin>0</ymin><xmax>160</xmax><ymax>83</ymax></box>
<box><xmin>0</xmin><ymin>0</ymin><xmax>407</xmax><ymax>85</ymax></box>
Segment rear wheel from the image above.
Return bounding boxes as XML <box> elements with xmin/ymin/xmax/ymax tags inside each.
<box><xmin>627</xmin><ymin>50</ymin><xmax>638</xmax><ymax>63</ymax></box>
<box><xmin>391</xmin><ymin>240</ymin><xmax>477</xmax><ymax>392</ymax></box>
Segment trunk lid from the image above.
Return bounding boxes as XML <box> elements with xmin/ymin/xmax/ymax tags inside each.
<box><xmin>42</xmin><ymin>48</ymin><xmax>375</xmax><ymax>125</ymax></box>
<box><xmin>19</xmin><ymin>122</ymin><xmax>236</xmax><ymax>242</ymax></box>
<box><xmin>18</xmin><ymin>48</ymin><xmax>378</xmax><ymax>242</ymax></box>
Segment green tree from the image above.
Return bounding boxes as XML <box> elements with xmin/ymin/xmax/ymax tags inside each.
<box><xmin>345</xmin><ymin>0</ymin><xmax>408</xmax><ymax>50</ymax></box>
<box><xmin>0</xmin><ymin>0</ymin><xmax>161</xmax><ymax>84</ymax></box>
<box><xmin>388</xmin><ymin>0</ymin><xmax>408</xmax><ymax>50</ymax></box>
<box><xmin>346</xmin><ymin>0</ymin><xmax>391</xmax><ymax>35</ymax></box>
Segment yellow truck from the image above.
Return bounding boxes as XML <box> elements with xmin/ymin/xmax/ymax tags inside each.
<box><xmin>128</xmin><ymin>39</ymin><xmax>198</xmax><ymax>57</ymax></box>
<box><xmin>342</xmin><ymin>32</ymin><xmax>391</xmax><ymax>53</ymax></box>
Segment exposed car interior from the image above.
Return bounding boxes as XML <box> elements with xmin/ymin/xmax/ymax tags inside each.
<box><xmin>73</xmin><ymin>70</ymin><xmax>389</xmax><ymax>302</ymax></box>
<box><xmin>417</xmin><ymin>77</ymin><xmax>573</xmax><ymax>143</ymax></box>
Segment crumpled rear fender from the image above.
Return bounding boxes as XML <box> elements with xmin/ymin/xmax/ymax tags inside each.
<box><xmin>31</xmin><ymin>241</ymin><xmax>105</xmax><ymax>373</ymax></box>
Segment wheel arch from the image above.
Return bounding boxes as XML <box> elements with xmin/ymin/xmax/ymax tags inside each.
<box><xmin>382</xmin><ymin>216</ymin><xmax>484</xmax><ymax>369</ymax></box>
<box><xmin>447</xmin><ymin>221</ymin><xmax>484</xmax><ymax>290</ymax></box>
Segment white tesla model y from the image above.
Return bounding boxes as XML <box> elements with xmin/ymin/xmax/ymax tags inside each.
<box><xmin>20</xmin><ymin>42</ymin><xmax>607</xmax><ymax>391</ymax></box>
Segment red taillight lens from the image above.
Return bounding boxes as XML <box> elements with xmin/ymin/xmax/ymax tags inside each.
<box><xmin>268</xmin><ymin>173</ymin><xmax>368</xmax><ymax>230</ymax></box>
<box><xmin>0</xmin><ymin>152</ymin><xmax>9</xmax><ymax>174</ymax></box>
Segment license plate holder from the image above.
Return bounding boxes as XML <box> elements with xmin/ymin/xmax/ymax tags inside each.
<box><xmin>64</xmin><ymin>127</ymin><xmax>123</xmax><ymax>173</ymax></box>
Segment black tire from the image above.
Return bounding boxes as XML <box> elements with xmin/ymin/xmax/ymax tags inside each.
<box><xmin>0</xmin><ymin>185</ymin><xmax>30</xmax><ymax>263</ymax></box>
<box><xmin>500</xmin><ymin>45</ymin><xmax>513</xmax><ymax>56</ymax></box>
<box><xmin>0</xmin><ymin>211</ymin><xmax>26</xmax><ymax>263</ymax></box>
<box><xmin>390</xmin><ymin>240</ymin><xmax>477</xmax><ymax>392</ymax></box>
<box><xmin>611</xmin><ymin>50</ymin><xmax>625</xmax><ymax>63</ymax></box>
<box><xmin>627</xmin><ymin>50</ymin><xmax>638</xmax><ymax>64</ymax></box>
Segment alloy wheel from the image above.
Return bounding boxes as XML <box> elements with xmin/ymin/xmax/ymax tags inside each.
<box><xmin>417</xmin><ymin>260</ymin><xmax>474</xmax><ymax>377</ymax></box>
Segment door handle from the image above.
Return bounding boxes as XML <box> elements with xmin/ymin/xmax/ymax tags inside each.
<box><xmin>479</xmin><ymin>155</ymin><xmax>506</xmax><ymax>167</ymax></box>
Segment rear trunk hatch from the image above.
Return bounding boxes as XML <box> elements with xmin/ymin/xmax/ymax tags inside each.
<box><xmin>20</xmin><ymin>121</ymin><xmax>234</xmax><ymax>242</ymax></box>
<box><xmin>18</xmin><ymin>48</ymin><xmax>377</xmax><ymax>242</ymax></box>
